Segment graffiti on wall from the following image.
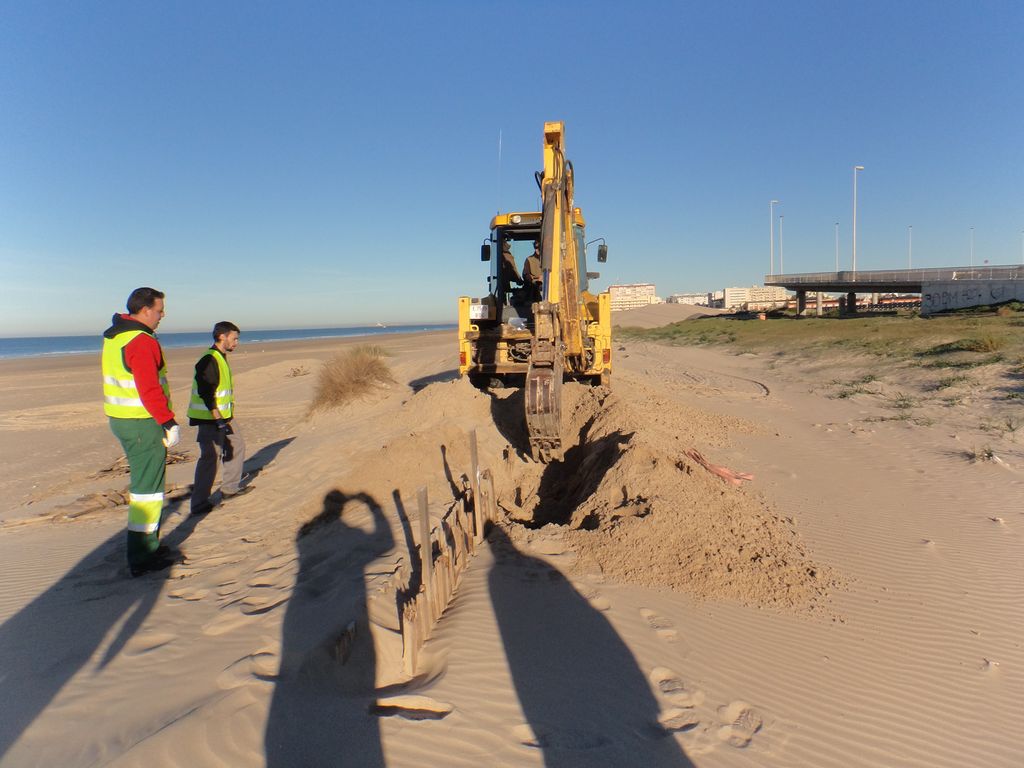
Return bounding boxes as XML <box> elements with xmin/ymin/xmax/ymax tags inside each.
<box><xmin>921</xmin><ymin>281</ymin><xmax>1024</xmax><ymax>315</ymax></box>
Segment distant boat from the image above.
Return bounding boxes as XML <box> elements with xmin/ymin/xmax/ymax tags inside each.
<box><xmin>375</xmin><ymin>322</ymin><xmax>387</xmax><ymax>328</ymax></box>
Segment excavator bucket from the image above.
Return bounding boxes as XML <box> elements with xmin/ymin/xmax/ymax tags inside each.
<box><xmin>525</xmin><ymin>302</ymin><xmax>563</xmax><ymax>462</ymax></box>
<box><xmin>525</xmin><ymin>362</ymin><xmax>562</xmax><ymax>462</ymax></box>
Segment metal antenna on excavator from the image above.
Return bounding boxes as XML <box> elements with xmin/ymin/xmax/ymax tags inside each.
<box><xmin>496</xmin><ymin>128</ymin><xmax>502</xmax><ymax>215</ymax></box>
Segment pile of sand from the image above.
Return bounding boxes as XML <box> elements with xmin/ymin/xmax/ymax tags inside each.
<box><xmin>488</xmin><ymin>383</ymin><xmax>838</xmax><ymax>612</ymax></box>
<box><xmin>301</xmin><ymin>369</ymin><xmax>835</xmax><ymax>612</ymax></box>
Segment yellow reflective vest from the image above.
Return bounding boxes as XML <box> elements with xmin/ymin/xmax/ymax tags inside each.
<box><xmin>102</xmin><ymin>330</ymin><xmax>171</xmax><ymax>419</ymax></box>
<box><xmin>187</xmin><ymin>348</ymin><xmax>234</xmax><ymax>420</ymax></box>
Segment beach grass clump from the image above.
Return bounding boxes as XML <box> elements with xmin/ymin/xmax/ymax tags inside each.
<box><xmin>921</xmin><ymin>354</ymin><xmax>1004</xmax><ymax>370</ymax></box>
<box><xmin>933</xmin><ymin>374</ymin><xmax>972</xmax><ymax>390</ymax></box>
<box><xmin>309</xmin><ymin>345</ymin><xmax>394</xmax><ymax>413</ymax></box>
<box><xmin>919</xmin><ymin>334</ymin><xmax>1006</xmax><ymax>356</ymax></box>
<box><xmin>890</xmin><ymin>391</ymin><xmax>916</xmax><ymax>410</ymax></box>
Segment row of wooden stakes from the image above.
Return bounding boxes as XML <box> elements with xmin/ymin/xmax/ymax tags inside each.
<box><xmin>400</xmin><ymin>430</ymin><xmax>498</xmax><ymax>676</ymax></box>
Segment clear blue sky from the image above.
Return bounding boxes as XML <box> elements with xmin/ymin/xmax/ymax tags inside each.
<box><xmin>2</xmin><ymin>1</ymin><xmax>1022</xmax><ymax>335</ymax></box>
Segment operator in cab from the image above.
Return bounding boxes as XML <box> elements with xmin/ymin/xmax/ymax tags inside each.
<box><xmin>501</xmin><ymin>239</ymin><xmax>523</xmax><ymax>286</ymax></box>
<box><xmin>522</xmin><ymin>240</ymin><xmax>543</xmax><ymax>301</ymax></box>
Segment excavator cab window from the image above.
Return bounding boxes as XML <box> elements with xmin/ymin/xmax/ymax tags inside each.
<box><xmin>489</xmin><ymin>226</ymin><xmax>540</xmax><ymax>323</ymax></box>
<box><xmin>574</xmin><ymin>226</ymin><xmax>589</xmax><ymax>293</ymax></box>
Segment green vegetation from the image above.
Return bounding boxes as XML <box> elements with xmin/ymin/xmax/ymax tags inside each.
<box><xmin>617</xmin><ymin>311</ymin><xmax>1024</xmax><ymax>365</ymax></box>
<box><xmin>933</xmin><ymin>374</ymin><xmax>972</xmax><ymax>390</ymax></box>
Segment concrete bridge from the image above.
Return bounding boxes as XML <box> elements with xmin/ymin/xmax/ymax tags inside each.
<box><xmin>764</xmin><ymin>265</ymin><xmax>1024</xmax><ymax>315</ymax></box>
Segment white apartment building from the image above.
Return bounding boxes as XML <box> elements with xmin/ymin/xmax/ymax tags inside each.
<box><xmin>722</xmin><ymin>285</ymin><xmax>788</xmax><ymax>310</ymax></box>
<box><xmin>609</xmin><ymin>283</ymin><xmax>661</xmax><ymax>311</ymax></box>
<box><xmin>667</xmin><ymin>292</ymin><xmax>712</xmax><ymax>306</ymax></box>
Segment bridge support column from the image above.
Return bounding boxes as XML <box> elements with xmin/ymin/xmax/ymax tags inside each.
<box><xmin>816</xmin><ymin>291</ymin><xmax>824</xmax><ymax>317</ymax></box>
<box><xmin>797</xmin><ymin>290</ymin><xmax>807</xmax><ymax>315</ymax></box>
<box><xmin>846</xmin><ymin>292</ymin><xmax>857</xmax><ymax>315</ymax></box>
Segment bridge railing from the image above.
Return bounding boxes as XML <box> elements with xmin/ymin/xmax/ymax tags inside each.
<box><xmin>766</xmin><ymin>266</ymin><xmax>1024</xmax><ymax>284</ymax></box>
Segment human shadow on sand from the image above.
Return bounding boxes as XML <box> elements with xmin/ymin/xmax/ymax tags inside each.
<box><xmin>264</xmin><ymin>490</ymin><xmax>394</xmax><ymax>767</ymax></box>
<box><xmin>0</xmin><ymin>497</ymin><xmax>199</xmax><ymax>761</ymax></box>
<box><xmin>243</xmin><ymin>436</ymin><xmax>296</xmax><ymax>482</ymax></box>
<box><xmin>488</xmin><ymin>527</ymin><xmax>694</xmax><ymax>767</ymax></box>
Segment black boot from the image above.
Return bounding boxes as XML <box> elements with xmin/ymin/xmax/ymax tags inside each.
<box><xmin>128</xmin><ymin>545</ymin><xmax>185</xmax><ymax>577</ymax></box>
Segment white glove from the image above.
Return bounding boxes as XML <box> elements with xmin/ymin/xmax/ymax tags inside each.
<box><xmin>163</xmin><ymin>424</ymin><xmax>181</xmax><ymax>448</ymax></box>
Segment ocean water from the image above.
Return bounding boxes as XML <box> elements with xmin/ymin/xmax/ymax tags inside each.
<box><xmin>0</xmin><ymin>324</ymin><xmax>456</xmax><ymax>360</ymax></box>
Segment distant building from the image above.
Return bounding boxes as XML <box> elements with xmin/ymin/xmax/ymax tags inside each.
<box><xmin>722</xmin><ymin>285</ymin><xmax>788</xmax><ymax>310</ymax></box>
<box><xmin>609</xmin><ymin>283</ymin><xmax>661</xmax><ymax>311</ymax></box>
<box><xmin>667</xmin><ymin>292</ymin><xmax>711</xmax><ymax>306</ymax></box>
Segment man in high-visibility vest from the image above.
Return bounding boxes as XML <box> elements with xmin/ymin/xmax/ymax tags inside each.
<box><xmin>102</xmin><ymin>287</ymin><xmax>183</xmax><ymax>577</ymax></box>
<box><xmin>188</xmin><ymin>321</ymin><xmax>251</xmax><ymax>516</ymax></box>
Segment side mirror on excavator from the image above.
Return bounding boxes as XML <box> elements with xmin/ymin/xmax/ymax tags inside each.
<box><xmin>481</xmin><ymin>242</ymin><xmax>492</xmax><ymax>261</ymax></box>
<box><xmin>597</xmin><ymin>244</ymin><xmax>608</xmax><ymax>263</ymax></box>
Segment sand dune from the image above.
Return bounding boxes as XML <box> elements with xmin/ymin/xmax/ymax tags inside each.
<box><xmin>0</xmin><ymin>329</ymin><xmax>1021</xmax><ymax>767</ymax></box>
<box><xmin>613</xmin><ymin>303</ymin><xmax>728</xmax><ymax>328</ymax></box>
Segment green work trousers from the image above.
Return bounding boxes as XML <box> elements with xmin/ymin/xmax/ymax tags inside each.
<box><xmin>109</xmin><ymin>417</ymin><xmax>166</xmax><ymax>566</ymax></box>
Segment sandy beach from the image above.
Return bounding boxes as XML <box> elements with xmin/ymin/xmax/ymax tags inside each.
<box><xmin>1</xmin><ymin>324</ymin><xmax>1021</xmax><ymax>767</ymax></box>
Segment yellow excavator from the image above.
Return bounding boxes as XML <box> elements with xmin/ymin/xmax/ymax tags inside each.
<box><xmin>458</xmin><ymin>121</ymin><xmax>611</xmax><ymax>462</ymax></box>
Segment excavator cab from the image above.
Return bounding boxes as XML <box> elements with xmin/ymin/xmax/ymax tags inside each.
<box><xmin>458</xmin><ymin>121</ymin><xmax>613</xmax><ymax>461</ymax></box>
<box><xmin>488</xmin><ymin>226</ymin><xmax>543</xmax><ymax>324</ymax></box>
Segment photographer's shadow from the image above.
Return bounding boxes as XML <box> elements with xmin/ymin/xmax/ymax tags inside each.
<box><xmin>264</xmin><ymin>490</ymin><xmax>393</xmax><ymax>767</ymax></box>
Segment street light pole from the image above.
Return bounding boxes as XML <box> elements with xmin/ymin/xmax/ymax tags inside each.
<box><xmin>852</xmin><ymin>165</ymin><xmax>864</xmax><ymax>272</ymax></box>
<box><xmin>834</xmin><ymin>222</ymin><xmax>839</xmax><ymax>272</ymax></box>
<box><xmin>970</xmin><ymin>227</ymin><xmax>974</xmax><ymax>267</ymax></box>
<box><xmin>908</xmin><ymin>225</ymin><xmax>912</xmax><ymax>269</ymax></box>
<box><xmin>779</xmin><ymin>214</ymin><xmax>785</xmax><ymax>274</ymax></box>
<box><xmin>769</xmin><ymin>200</ymin><xmax>780</xmax><ymax>277</ymax></box>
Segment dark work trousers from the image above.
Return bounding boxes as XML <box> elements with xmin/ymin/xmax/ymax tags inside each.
<box><xmin>192</xmin><ymin>422</ymin><xmax>246</xmax><ymax>511</ymax></box>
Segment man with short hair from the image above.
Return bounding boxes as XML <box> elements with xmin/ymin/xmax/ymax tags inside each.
<box><xmin>102</xmin><ymin>287</ymin><xmax>182</xmax><ymax>576</ymax></box>
<box><xmin>523</xmin><ymin>240</ymin><xmax>543</xmax><ymax>301</ymax></box>
<box><xmin>188</xmin><ymin>321</ymin><xmax>251</xmax><ymax>515</ymax></box>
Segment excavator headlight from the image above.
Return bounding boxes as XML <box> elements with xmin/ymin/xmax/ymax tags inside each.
<box><xmin>511</xmin><ymin>215</ymin><xmax>522</xmax><ymax>224</ymax></box>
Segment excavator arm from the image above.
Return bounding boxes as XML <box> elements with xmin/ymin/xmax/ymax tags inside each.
<box><xmin>524</xmin><ymin>122</ymin><xmax>587</xmax><ymax>462</ymax></box>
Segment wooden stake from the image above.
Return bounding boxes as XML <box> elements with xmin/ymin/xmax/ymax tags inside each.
<box><xmin>469</xmin><ymin>429</ymin><xmax>482</xmax><ymax>542</ymax></box>
<box><xmin>417</xmin><ymin>486</ymin><xmax>431</xmax><ymax>598</ymax></box>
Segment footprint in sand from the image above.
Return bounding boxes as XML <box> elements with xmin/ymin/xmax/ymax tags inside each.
<box><xmin>640</xmin><ymin>608</ymin><xmax>679</xmax><ymax>642</ymax></box>
<box><xmin>255</xmin><ymin>553</ymin><xmax>297</xmax><ymax>573</ymax></box>
<box><xmin>716</xmin><ymin>701</ymin><xmax>764</xmax><ymax>748</ymax></box>
<box><xmin>649</xmin><ymin>667</ymin><xmax>704</xmax><ymax>708</ymax></box>
<box><xmin>572</xmin><ymin>582</ymin><xmax>611</xmax><ymax>611</ymax></box>
<box><xmin>588</xmin><ymin>594</ymin><xmax>611</xmax><ymax>611</ymax></box>
<box><xmin>167</xmin><ymin>586</ymin><xmax>209</xmax><ymax>601</ymax></box>
<box><xmin>202</xmin><ymin>605</ymin><xmax>255</xmax><ymax>636</ymax></box>
<box><xmin>659</xmin><ymin>707</ymin><xmax>701</xmax><ymax>733</ymax></box>
<box><xmin>371</xmin><ymin>695</ymin><xmax>453</xmax><ymax>720</ymax></box>
<box><xmin>216</xmin><ymin>648</ymin><xmax>280</xmax><ymax>689</ymax></box>
<box><xmin>511</xmin><ymin>723</ymin><xmax>608</xmax><ymax>751</ymax></box>
<box><xmin>122</xmin><ymin>631</ymin><xmax>177</xmax><ymax>657</ymax></box>
<box><xmin>239</xmin><ymin>591</ymin><xmax>290</xmax><ymax>616</ymax></box>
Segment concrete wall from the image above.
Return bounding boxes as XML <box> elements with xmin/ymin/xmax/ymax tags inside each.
<box><xmin>921</xmin><ymin>281</ymin><xmax>1024</xmax><ymax>315</ymax></box>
